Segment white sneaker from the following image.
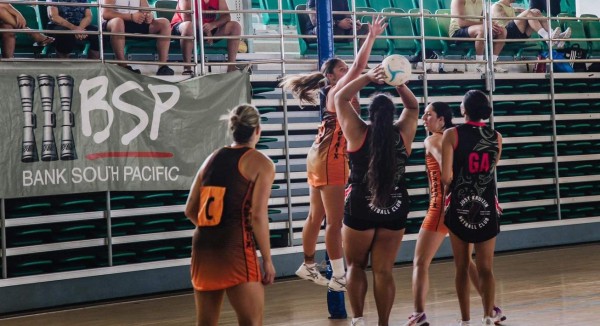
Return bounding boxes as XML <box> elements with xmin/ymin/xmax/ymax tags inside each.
<box><xmin>351</xmin><ymin>317</ymin><xmax>365</xmax><ymax>326</ymax></box>
<box><xmin>295</xmin><ymin>263</ymin><xmax>329</xmax><ymax>286</ymax></box>
<box><xmin>456</xmin><ymin>320</ymin><xmax>472</xmax><ymax>326</ymax></box>
<box><xmin>550</xmin><ymin>26</ymin><xmax>562</xmax><ymax>48</ymax></box>
<box><xmin>475</xmin><ymin>63</ymin><xmax>487</xmax><ymax>73</ymax></box>
<box><xmin>492</xmin><ymin>306</ymin><xmax>507</xmax><ymax>324</ymax></box>
<box><xmin>328</xmin><ymin>275</ymin><xmax>347</xmax><ymax>292</ymax></box>
<box><xmin>493</xmin><ymin>65</ymin><xmax>508</xmax><ymax>73</ymax></box>
<box><xmin>556</xmin><ymin>27</ymin><xmax>572</xmax><ymax>49</ymax></box>
<box><xmin>482</xmin><ymin>316</ymin><xmax>494</xmax><ymax>325</ymax></box>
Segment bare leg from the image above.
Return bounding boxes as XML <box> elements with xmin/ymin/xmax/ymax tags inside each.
<box><xmin>342</xmin><ymin>225</ymin><xmax>374</xmax><ymax>319</ymax></box>
<box><xmin>320</xmin><ymin>185</ymin><xmax>346</xmax><ymax>260</ymax></box>
<box><xmin>468</xmin><ymin>25</ymin><xmax>486</xmax><ymax>56</ymax></box>
<box><xmin>412</xmin><ymin>229</ymin><xmax>446</xmax><ymax>312</ymax></box>
<box><xmin>475</xmin><ymin>237</ymin><xmax>497</xmax><ymax>318</ymax></box>
<box><xmin>105</xmin><ymin>18</ymin><xmax>127</xmax><ymax>67</ymax></box>
<box><xmin>449</xmin><ymin>232</ymin><xmax>471</xmax><ymax>322</ymax></box>
<box><xmin>492</xmin><ymin>27</ymin><xmax>506</xmax><ymax>56</ymax></box>
<box><xmin>302</xmin><ymin>185</ymin><xmax>326</xmax><ymax>264</ymax></box>
<box><xmin>226</xmin><ymin>282</ymin><xmax>265</xmax><ymax>326</ymax></box>
<box><xmin>194</xmin><ymin>289</ymin><xmax>225</xmax><ymax>326</ymax></box>
<box><xmin>214</xmin><ymin>21</ymin><xmax>241</xmax><ymax>72</ymax></box>
<box><xmin>149</xmin><ymin>17</ymin><xmax>171</xmax><ymax>63</ymax></box>
<box><xmin>177</xmin><ymin>21</ymin><xmax>194</xmax><ymax>71</ymax></box>
<box><xmin>0</xmin><ymin>23</ymin><xmax>15</xmax><ymax>58</ymax></box>
<box><xmin>370</xmin><ymin>228</ymin><xmax>404</xmax><ymax>326</ymax></box>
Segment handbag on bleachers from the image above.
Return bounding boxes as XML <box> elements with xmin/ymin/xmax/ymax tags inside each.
<box><xmin>562</xmin><ymin>44</ymin><xmax>587</xmax><ymax>72</ymax></box>
<box><xmin>540</xmin><ymin>50</ymin><xmax>574</xmax><ymax>73</ymax></box>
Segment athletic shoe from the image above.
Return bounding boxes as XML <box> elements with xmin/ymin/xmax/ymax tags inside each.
<box><xmin>556</xmin><ymin>27</ymin><xmax>572</xmax><ymax>49</ymax></box>
<box><xmin>295</xmin><ymin>263</ymin><xmax>329</xmax><ymax>286</ymax></box>
<box><xmin>351</xmin><ymin>317</ymin><xmax>365</xmax><ymax>326</ymax></box>
<box><xmin>402</xmin><ymin>312</ymin><xmax>429</xmax><ymax>326</ymax></box>
<box><xmin>156</xmin><ymin>65</ymin><xmax>175</xmax><ymax>76</ymax></box>
<box><xmin>455</xmin><ymin>320</ymin><xmax>472</xmax><ymax>326</ymax></box>
<box><xmin>475</xmin><ymin>63</ymin><xmax>487</xmax><ymax>73</ymax></box>
<box><xmin>482</xmin><ymin>316</ymin><xmax>494</xmax><ymax>325</ymax></box>
<box><xmin>492</xmin><ymin>306</ymin><xmax>507</xmax><ymax>324</ymax></box>
<box><xmin>493</xmin><ymin>65</ymin><xmax>508</xmax><ymax>73</ymax></box>
<box><xmin>328</xmin><ymin>275</ymin><xmax>347</xmax><ymax>292</ymax></box>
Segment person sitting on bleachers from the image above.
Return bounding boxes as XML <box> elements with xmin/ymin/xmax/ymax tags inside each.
<box><xmin>305</xmin><ymin>0</ymin><xmax>368</xmax><ymax>47</ymax></box>
<box><xmin>46</xmin><ymin>0</ymin><xmax>100</xmax><ymax>59</ymax></box>
<box><xmin>101</xmin><ymin>0</ymin><xmax>174</xmax><ymax>75</ymax></box>
<box><xmin>529</xmin><ymin>0</ymin><xmax>561</xmax><ymax>17</ymax></box>
<box><xmin>450</xmin><ymin>0</ymin><xmax>507</xmax><ymax>72</ymax></box>
<box><xmin>171</xmin><ymin>0</ymin><xmax>242</xmax><ymax>75</ymax></box>
<box><xmin>492</xmin><ymin>0</ymin><xmax>571</xmax><ymax>49</ymax></box>
<box><xmin>0</xmin><ymin>3</ymin><xmax>54</xmax><ymax>58</ymax></box>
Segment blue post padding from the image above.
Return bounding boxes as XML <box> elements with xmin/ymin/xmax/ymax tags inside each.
<box><xmin>316</xmin><ymin>0</ymin><xmax>335</xmax><ymax>68</ymax></box>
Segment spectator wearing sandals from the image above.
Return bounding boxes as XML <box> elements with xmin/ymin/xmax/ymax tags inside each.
<box><xmin>171</xmin><ymin>0</ymin><xmax>242</xmax><ymax>75</ymax></box>
<box><xmin>449</xmin><ymin>0</ymin><xmax>507</xmax><ymax>73</ymax></box>
<box><xmin>306</xmin><ymin>0</ymin><xmax>368</xmax><ymax>47</ymax></box>
<box><xmin>46</xmin><ymin>0</ymin><xmax>100</xmax><ymax>59</ymax></box>
<box><xmin>101</xmin><ymin>0</ymin><xmax>174</xmax><ymax>75</ymax></box>
<box><xmin>492</xmin><ymin>0</ymin><xmax>571</xmax><ymax>49</ymax></box>
<box><xmin>0</xmin><ymin>3</ymin><xmax>54</xmax><ymax>58</ymax></box>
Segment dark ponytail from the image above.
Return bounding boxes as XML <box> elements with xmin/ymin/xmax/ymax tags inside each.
<box><xmin>463</xmin><ymin>90</ymin><xmax>492</xmax><ymax>121</ymax></box>
<box><xmin>430</xmin><ymin>101</ymin><xmax>454</xmax><ymax>129</ymax></box>
<box><xmin>367</xmin><ymin>94</ymin><xmax>397</xmax><ymax>208</ymax></box>
<box><xmin>279</xmin><ymin>58</ymin><xmax>344</xmax><ymax>105</ymax></box>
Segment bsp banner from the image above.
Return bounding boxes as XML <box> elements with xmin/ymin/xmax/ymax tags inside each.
<box><xmin>0</xmin><ymin>63</ymin><xmax>251</xmax><ymax>199</ymax></box>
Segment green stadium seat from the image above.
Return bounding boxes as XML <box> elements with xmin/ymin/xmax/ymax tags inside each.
<box><xmin>155</xmin><ymin>0</ymin><xmax>177</xmax><ymax>21</ymax></box>
<box><xmin>139</xmin><ymin>245</ymin><xmax>176</xmax><ymax>262</ymax></box>
<box><xmin>416</xmin><ymin>0</ymin><xmax>440</xmax><ymax>12</ymax></box>
<box><xmin>260</xmin><ymin>0</ymin><xmax>293</xmax><ymax>26</ymax></box>
<box><xmin>56</xmin><ymin>254</ymin><xmax>97</xmax><ymax>272</ymax></box>
<box><xmin>110</xmin><ymin>194</ymin><xmax>135</xmax><ymax>209</ymax></box>
<box><xmin>112</xmin><ymin>251</ymin><xmax>138</xmax><ymax>265</ymax></box>
<box><xmin>8</xmin><ymin>227</ymin><xmax>53</xmax><ymax>247</ymax></box>
<box><xmin>392</xmin><ymin>0</ymin><xmax>415</xmax><ymax>11</ymax></box>
<box><xmin>386</xmin><ymin>15</ymin><xmax>419</xmax><ymax>56</ymax></box>
<box><xmin>11</xmin><ymin>259</ymin><xmax>53</xmax><ymax>277</ymax></box>
<box><xmin>492</xmin><ymin>101</ymin><xmax>515</xmax><ymax>116</ymax></box>
<box><xmin>439</xmin><ymin>0</ymin><xmax>452</xmax><ymax>10</ymax></box>
<box><xmin>585</xmin><ymin>21</ymin><xmax>600</xmax><ymax>58</ymax></box>
<box><xmin>138</xmin><ymin>217</ymin><xmax>176</xmax><ymax>233</ymax></box>
<box><xmin>360</xmin><ymin>15</ymin><xmax>391</xmax><ymax>55</ymax></box>
<box><xmin>6</xmin><ymin>202</ymin><xmax>51</xmax><ymax>218</ymax></box>
<box><xmin>55</xmin><ymin>224</ymin><xmax>97</xmax><ymax>242</ymax></box>
<box><xmin>111</xmin><ymin>221</ymin><xmax>137</xmax><ymax>236</ymax></box>
<box><xmin>369</xmin><ymin>0</ymin><xmax>392</xmax><ymax>12</ymax></box>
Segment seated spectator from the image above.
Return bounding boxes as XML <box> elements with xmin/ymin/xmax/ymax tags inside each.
<box><xmin>492</xmin><ymin>0</ymin><xmax>571</xmax><ymax>49</ymax></box>
<box><xmin>0</xmin><ymin>3</ymin><xmax>54</xmax><ymax>58</ymax></box>
<box><xmin>171</xmin><ymin>0</ymin><xmax>241</xmax><ymax>75</ymax></box>
<box><xmin>306</xmin><ymin>0</ymin><xmax>368</xmax><ymax>46</ymax></box>
<box><xmin>530</xmin><ymin>0</ymin><xmax>561</xmax><ymax>17</ymax></box>
<box><xmin>450</xmin><ymin>0</ymin><xmax>507</xmax><ymax>73</ymax></box>
<box><xmin>102</xmin><ymin>0</ymin><xmax>173</xmax><ymax>75</ymax></box>
<box><xmin>47</xmin><ymin>0</ymin><xmax>100</xmax><ymax>59</ymax></box>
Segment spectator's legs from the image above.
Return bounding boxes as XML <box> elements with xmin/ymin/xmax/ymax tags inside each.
<box><xmin>0</xmin><ymin>23</ymin><xmax>16</xmax><ymax>58</ymax></box>
<box><xmin>105</xmin><ymin>18</ymin><xmax>127</xmax><ymax>67</ymax></box>
<box><xmin>468</xmin><ymin>24</ymin><xmax>486</xmax><ymax>56</ymax></box>
<box><xmin>214</xmin><ymin>21</ymin><xmax>241</xmax><ymax>72</ymax></box>
<box><xmin>149</xmin><ymin>17</ymin><xmax>171</xmax><ymax>63</ymax></box>
<box><xmin>177</xmin><ymin>21</ymin><xmax>194</xmax><ymax>71</ymax></box>
<box><xmin>492</xmin><ymin>26</ymin><xmax>506</xmax><ymax>56</ymax></box>
<box><xmin>517</xmin><ymin>9</ymin><xmax>548</xmax><ymax>36</ymax></box>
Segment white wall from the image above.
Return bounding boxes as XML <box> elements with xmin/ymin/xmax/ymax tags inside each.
<box><xmin>576</xmin><ymin>0</ymin><xmax>596</xmax><ymax>16</ymax></box>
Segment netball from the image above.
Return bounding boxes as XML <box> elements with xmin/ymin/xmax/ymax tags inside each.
<box><xmin>381</xmin><ymin>55</ymin><xmax>412</xmax><ymax>86</ymax></box>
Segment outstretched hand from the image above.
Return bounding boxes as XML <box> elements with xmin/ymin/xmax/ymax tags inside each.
<box><xmin>367</xmin><ymin>15</ymin><xmax>387</xmax><ymax>37</ymax></box>
<box><xmin>366</xmin><ymin>64</ymin><xmax>386</xmax><ymax>84</ymax></box>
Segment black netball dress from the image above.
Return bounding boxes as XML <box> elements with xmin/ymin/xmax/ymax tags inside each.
<box><xmin>444</xmin><ymin>121</ymin><xmax>501</xmax><ymax>243</ymax></box>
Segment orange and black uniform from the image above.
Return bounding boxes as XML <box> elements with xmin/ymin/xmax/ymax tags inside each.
<box><xmin>421</xmin><ymin>149</ymin><xmax>448</xmax><ymax>233</ymax></box>
<box><xmin>444</xmin><ymin>122</ymin><xmax>501</xmax><ymax>243</ymax></box>
<box><xmin>307</xmin><ymin>106</ymin><xmax>349</xmax><ymax>187</ymax></box>
<box><xmin>191</xmin><ymin>147</ymin><xmax>260</xmax><ymax>291</ymax></box>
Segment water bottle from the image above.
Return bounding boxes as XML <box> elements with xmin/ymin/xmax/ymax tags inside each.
<box><xmin>325</xmin><ymin>253</ymin><xmax>347</xmax><ymax>319</ymax></box>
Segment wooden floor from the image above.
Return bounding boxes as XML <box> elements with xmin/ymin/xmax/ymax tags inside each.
<box><xmin>2</xmin><ymin>243</ymin><xmax>599</xmax><ymax>326</ymax></box>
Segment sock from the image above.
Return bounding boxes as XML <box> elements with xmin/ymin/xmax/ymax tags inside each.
<box><xmin>331</xmin><ymin>258</ymin><xmax>345</xmax><ymax>278</ymax></box>
<box><xmin>538</xmin><ymin>28</ymin><xmax>549</xmax><ymax>39</ymax></box>
<box><xmin>476</xmin><ymin>55</ymin><xmax>484</xmax><ymax>62</ymax></box>
<box><xmin>493</xmin><ymin>55</ymin><xmax>499</xmax><ymax>62</ymax></box>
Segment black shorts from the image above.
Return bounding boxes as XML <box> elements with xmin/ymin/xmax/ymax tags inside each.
<box><xmin>171</xmin><ymin>21</ymin><xmax>217</xmax><ymax>37</ymax></box>
<box><xmin>47</xmin><ymin>24</ymin><xmax>100</xmax><ymax>53</ymax></box>
<box><xmin>343</xmin><ymin>184</ymin><xmax>408</xmax><ymax>231</ymax></box>
<box><xmin>102</xmin><ymin>20</ymin><xmax>151</xmax><ymax>38</ymax></box>
<box><xmin>506</xmin><ymin>21</ymin><xmax>528</xmax><ymax>40</ymax></box>
<box><xmin>451</xmin><ymin>26</ymin><xmax>471</xmax><ymax>39</ymax></box>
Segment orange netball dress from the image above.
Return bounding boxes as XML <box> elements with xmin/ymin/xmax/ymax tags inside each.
<box><xmin>421</xmin><ymin>152</ymin><xmax>449</xmax><ymax>233</ymax></box>
<box><xmin>306</xmin><ymin>109</ymin><xmax>349</xmax><ymax>187</ymax></box>
<box><xmin>191</xmin><ymin>147</ymin><xmax>260</xmax><ymax>291</ymax></box>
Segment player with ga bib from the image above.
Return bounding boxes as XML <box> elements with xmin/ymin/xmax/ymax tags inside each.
<box><xmin>441</xmin><ymin>90</ymin><xmax>503</xmax><ymax>326</ymax></box>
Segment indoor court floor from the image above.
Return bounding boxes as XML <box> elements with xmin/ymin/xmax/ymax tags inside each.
<box><xmin>2</xmin><ymin>242</ymin><xmax>599</xmax><ymax>325</ymax></box>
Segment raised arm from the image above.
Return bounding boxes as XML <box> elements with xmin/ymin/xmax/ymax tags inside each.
<box><xmin>394</xmin><ymin>84</ymin><xmax>419</xmax><ymax>153</ymax></box>
<box><xmin>334</xmin><ymin>66</ymin><xmax>385</xmax><ymax>150</ymax></box>
<box><xmin>335</xmin><ymin>15</ymin><xmax>387</xmax><ymax>88</ymax></box>
<box><xmin>247</xmin><ymin>152</ymin><xmax>276</xmax><ymax>285</ymax></box>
